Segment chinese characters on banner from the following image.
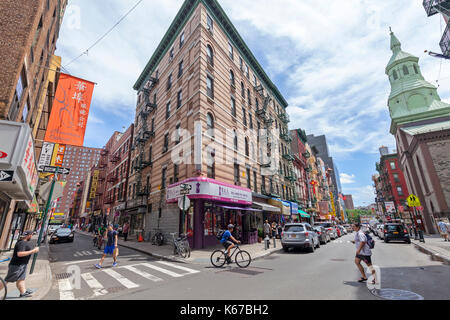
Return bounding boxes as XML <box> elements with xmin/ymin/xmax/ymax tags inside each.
<box><xmin>44</xmin><ymin>73</ymin><xmax>95</xmax><ymax>146</ymax></box>
<box><xmin>51</xmin><ymin>144</ymin><xmax>66</xmax><ymax>167</ymax></box>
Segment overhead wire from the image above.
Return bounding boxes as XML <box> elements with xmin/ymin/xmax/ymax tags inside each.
<box><xmin>63</xmin><ymin>0</ymin><xmax>145</xmax><ymax>68</ymax></box>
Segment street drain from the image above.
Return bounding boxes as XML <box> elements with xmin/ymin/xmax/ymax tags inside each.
<box><xmin>55</xmin><ymin>273</ymin><xmax>72</xmax><ymax>280</ymax></box>
<box><xmin>371</xmin><ymin>289</ymin><xmax>424</xmax><ymax>300</ymax></box>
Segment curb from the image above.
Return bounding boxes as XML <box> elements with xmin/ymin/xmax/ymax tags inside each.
<box><xmin>29</xmin><ymin>244</ymin><xmax>53</xmax><ymax>301</ymax></box>
<box><xmin>413</xmin><ymin>241</ymin><xmax>450</xmax><ymax>266</ymax></box>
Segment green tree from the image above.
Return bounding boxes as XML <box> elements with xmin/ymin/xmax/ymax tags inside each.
<box><xmin>346</xmin><ymin>209</ymin><xmax>371</xmax><ymax>224</ymax></box>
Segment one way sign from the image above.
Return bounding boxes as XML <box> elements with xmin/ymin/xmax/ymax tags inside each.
<box><xmin>0</xmin><ymin>170</ymin><xmax>14</xmax><ymax>182</ymax></box>
<box><xmin>43</xmin><ymin>166</ymin><xmax>70</xmax><ymax>175</ymax></box>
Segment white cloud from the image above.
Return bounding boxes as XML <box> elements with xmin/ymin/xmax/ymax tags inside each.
<box><xmin>340</xmin><ymin>173</ymin><xmax>356</xmax><ymax>184</ymax></box>
<box><xmin>345</xmin><ymin>185</ymin><xmax>376</xmax><ymax>207</ymax></box>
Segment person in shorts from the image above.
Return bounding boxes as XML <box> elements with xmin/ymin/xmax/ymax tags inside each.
<box><xmin>220</xmin><ymin>224</ymin><xmax>240</xmax><ymax>264</ymax></box>
<box><xmin>351</xmin><ymin>223</ymin><xmax>376</xmax><ymax>284</ymax></box>
<box><xmin>5</xmin><ymin>231</ymin><xmax>39</xmax><ymax>298</ymax></box>
<box><xmin>95</xmin><ymin>225</ymin><xmax>118</xmax><ymax>269</ymax></box>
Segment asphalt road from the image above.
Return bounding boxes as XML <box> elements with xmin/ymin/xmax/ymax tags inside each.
<box><xmin>44</xmin><ymin>231</ymin><xmax>450</xmax><ymax>300</ymax></box>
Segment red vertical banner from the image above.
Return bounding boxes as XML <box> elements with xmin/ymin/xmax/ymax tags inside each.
<box><xmin>44</xmin><ymin>73</ymin><xmax>95</xmax><ymax>146</ymax></box>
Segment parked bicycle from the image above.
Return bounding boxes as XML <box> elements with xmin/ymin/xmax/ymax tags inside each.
<box><xmin>210</xmin><ymin>244</ymin><xmax>251</xmax><ymax>268</ymax></box>
<box><xmin>151</xmin><ymin>230</ymin><xmax>164</xmax><ymax>246</ymax></box>
<box><xmin>170</xmin><ymin>233</ymin><xmax>191</xmax><ymax>258</ymax></box>
<box><xmin>0</xmin><ymin>257</ymin><xmax>11</xmax><ymax>300</ymax></box>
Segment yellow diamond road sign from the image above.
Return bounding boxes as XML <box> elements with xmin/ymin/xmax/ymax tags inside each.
<box><xmin>407</xmin><ymin>194</ymin><xmax>421</xmax><ymax>207</ymax></box>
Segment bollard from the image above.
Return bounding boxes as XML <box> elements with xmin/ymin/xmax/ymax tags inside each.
<box><xmin>273</xmin><ymin>235</ymin><xmax>276</xmax><ymax>248</ymax></box>
<box><xmin>414</xmin><ymin>227</ymin><xmax>419</xmax><ymax>240</ymax></box>
<box><xmin>264</xmin><ymin>236</ymin><xmax>270</xmax><ymax>250</ymax></box>
<box><xmin>419</xmin><ymin>230</ymin><xmax>425</xmax><ymax>243</ymax></box>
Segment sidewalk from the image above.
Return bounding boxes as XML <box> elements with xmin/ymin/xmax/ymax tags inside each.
<box><xmin>412</xmin><ymin>234</ymin><xmax>450</xmax><ymax>266</ymax></box>
<box><xmin>77</xmin><ymin>230</ymin><xmax>282</xmax><ymax>266</ymax></box>
<box><xmin>0</xmin><ymin>236</ymin><xmax>53</xmax><ymax>300</ymax></box>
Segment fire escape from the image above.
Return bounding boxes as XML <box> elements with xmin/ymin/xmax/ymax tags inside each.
<box><xmin>423</xmin><ymin>0</ymin><xmax>450</xmax><ymax>56</ymax></box>
<box><xmin>129</xmin><ymin>76</ymin><xmax>158</xmax><ymax>213</ymax></box>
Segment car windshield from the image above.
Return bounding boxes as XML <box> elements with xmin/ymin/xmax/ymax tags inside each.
<box><xmin>56</xmin><ymin>228</ymin><xmax>71</xmax><ymax>234</ymax></box>
<box><xmin>316</xmin><ymin>223</ymin><xmax>332</xmax><ymax>228</ymax></box>
<box><xmin>386</xmin><ymin>225</ymin><xmax>403</xmax><ymax>232</ymax></box>
<box><xmin>284</xmin><ymin>225</ymin><xmax>304</xmax><ymax>232</ymax></box>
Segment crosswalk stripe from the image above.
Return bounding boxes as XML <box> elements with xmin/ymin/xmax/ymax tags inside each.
<box><xmin>122</xmin><ymin>265</ymin><xmax>163</xmax><ymax>282</ymax></box>
<box><xmin>156</xmin><ymin>261</ymin><xmax>200</xmax><ymax>275</ymax></box>
<box><xmin>141</xmin><ymin>263</ymin><xmax>183</xmax><ymax>278</ymax></box>
<box><xmin>58</xmin><ymin>279</ymin><xmax>75</xmax><ymax>300</ymax></box>
<box><xmin>103</xmin><ymin>269</ymin><xmax>140</xmax><ymax>289</ymax></box>
<box><xmin>81</xmin><ymin>273</ymin><xmax>108</xmax><ymax>296</ymax></box>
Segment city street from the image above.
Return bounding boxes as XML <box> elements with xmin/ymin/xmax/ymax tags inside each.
<box><xmin>44</xmin><ymin>232</ymin><xmax>450</xmax><ymax>300</ymax></box>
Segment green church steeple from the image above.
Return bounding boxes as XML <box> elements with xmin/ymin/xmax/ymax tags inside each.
<box><xmin>386</xmin><ymin>30</ymin><xmax>450</xmax><ymax>134</ymax></box>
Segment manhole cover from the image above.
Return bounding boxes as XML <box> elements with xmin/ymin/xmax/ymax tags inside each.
<box><xmin>55</xmin><ymin>273</ymin><xmax>72</xmax><ymax>280</ymax></box>
<box><xmin>225</xmin><ymin>268</ymin><xmax>264</xmax><ymax>276</ymax></box>
<box><xmin>371</xmin><ymin>289</ymin><xmax>424</xmax><ymax>300</ymax></box>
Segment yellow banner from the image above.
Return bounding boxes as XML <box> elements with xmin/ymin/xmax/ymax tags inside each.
<box><xmin>89</xmin><ymin>170</ymin><xmax>99</xmax><ymax>199</ymax></box>
<box><xmin>330</xmin><ymin>192</ymin><xmax>336</xmax><ymax>216</ymax></box>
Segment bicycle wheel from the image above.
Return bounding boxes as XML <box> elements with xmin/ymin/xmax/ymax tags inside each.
<box><xmin>235</xmin><ymin>250</ymin><xmax>251</xmax><ymax>268</ymax></box>
<box><xmin>178</xmin><ymin>245</ymin><xmax>188</xmax><ymax>258</ymax></box>
<box><xmin>183</xmin><ymin>240</ymin><xmax>191</xmax><ymax>258</ymax></box>
<box><xmin>210</xmin><ymin>250</ymin><xmax>226</xmax><ymax>268</ymax></box>
<box><xmin>0</xmin><ymin>277</ymin><xmax>7</xmax><ymax>300</ymax></box>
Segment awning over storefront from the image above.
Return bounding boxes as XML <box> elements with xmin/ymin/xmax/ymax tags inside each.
<box><xmin>268</xmin><ymin>198</ymin><xmax>290</xmax><ymax>216</ymax></box>
<box><xmin>216</xmin><ymin>204</ymin><xmax>261</xmax><ymax>212</ymax></box>
<box><xmin>298</xmin><ymin>210</ymin><xmax>310</xmax><ymax>218</ymax></box>
<box><xmin>251</xmin><ymin>201</ymin><xmax>281</xmax><ymax>213</ymax></box>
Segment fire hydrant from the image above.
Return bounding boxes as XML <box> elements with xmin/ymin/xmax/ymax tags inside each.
<box><xmin>264</xmin><ymin>236</ymin><xmax>270</xmax><ymax>250</ymax></box>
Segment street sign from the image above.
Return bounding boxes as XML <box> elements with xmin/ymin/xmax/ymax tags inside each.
<box><xmin>0</xmin><ymin>170</ymin><xmax>14</xmax><ymax>182</ymax></box>
<box><xmin>181</xmin><ymin>184</ymin><xmax>192</xmax><ymax>190</ymax></box>
<box><xmin>180</xmin><ymin>189</ymin><xmax>190</xmax><ymax>195</ymax></box>
<box><xmin>407</xmin><ymin>194</ymin><xmax>421</xmax><ymax>207</ymax></box>
<box><xmin>37</xmin><ymin>142</ymin><xmax>55</xmax><ymax>172</ymax></box>
<box><xmin>43</xmin><ymin>166</ymin><xmax>70</xmax><ymax>175</ymax></box>
<box><xmin>178</xmin><ymin>196</ymin><xmax>190</xmax><ymax>211</ymax></box>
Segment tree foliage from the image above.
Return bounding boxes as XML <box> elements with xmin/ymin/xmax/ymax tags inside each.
<box><xmin>346</xmin><ymin>209</ymin><xmax>371</xmax><ymax>224</ymax></box>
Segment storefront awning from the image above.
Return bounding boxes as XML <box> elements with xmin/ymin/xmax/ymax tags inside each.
<box><xmin>216</xmin><ymin>204</ymin><xmax>261</xmax><ymax>211</ymax></box>
<box><xmin>298</xmin><ymin>210</ymin><xmax>310</xmax><ymax>218</ymax></box>
<box><xmin>252</xmin><ymin>201</ymin><xmax>281</xmax><ymax>213</ymax></box>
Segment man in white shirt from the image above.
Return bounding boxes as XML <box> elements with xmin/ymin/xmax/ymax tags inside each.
<box><xmin>351</xmin><ymin>223</ymin><xmax>376</xmax><ymax>283</ymax></box>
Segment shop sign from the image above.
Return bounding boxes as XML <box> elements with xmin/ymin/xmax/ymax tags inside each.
<box><xmin>290</xmin><ymin>202</ymin><xmax>298</xmax><ymax>215</ymax></box>
<box><xmin>0</xmin><ymin>120</ymin><xmax>38</xmax><ymax>201</ymax></box>
<box><xmin>166</xmin><ymin>177</ymin><xmax>252</xmax><ymax>205</ymax></box>
<box><xmin>384</xmin><ymin>201</ymin><xmax>396</xmax><ymax>213</ymax></box>
<box><xmin>37</xmin><ymin>142</ymin><xmax>55</xmax><ymax>171</ymax></box>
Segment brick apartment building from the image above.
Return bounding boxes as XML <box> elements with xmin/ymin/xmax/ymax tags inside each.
<box><xmin>343</xmin><ymin>195</ymin><xmax>355</xmax><ymax>210</ymax></box>
<box><xmin>89</xmin><ymin>126</ymin><xmax>134</xmax><ymax>230</ymax></box>
<box><xmin>0</xmin><ymin>0</ymin><xmax>67</xmax><ymax>249</ymax></box>
<box><xmin>290</xmin><ymin>129</ymin><xmax>310</xmax><ymax>211</ymax></box>
<box><xmin>128</xmin><ymin>0</ymin><xmax>294</xmax><ymax>249</ymax></box>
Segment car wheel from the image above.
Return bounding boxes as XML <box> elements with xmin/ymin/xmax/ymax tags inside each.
<box><xmin>283</xmin><ymin>246</ymin><xmax>289</xmax><ymax>252</ymax></box>
<box><xmin>384</xmin><ymin>238</ymin><xmax>388</xmax><ymax>243</ymax></box>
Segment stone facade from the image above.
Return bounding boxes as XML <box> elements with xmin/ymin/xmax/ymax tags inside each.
<box><xmin>427</xmin><ymin>138</ymin><xmax>450</xmax><ymax>213</ymax></box>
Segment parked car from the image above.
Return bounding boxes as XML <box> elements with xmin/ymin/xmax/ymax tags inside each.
<box><xmin>384</xmin><ymin>223</ymin><xmax>411</xmax><ymax>244</ymax></box>
<box><xmin>47</xmin><ymin>224</ymin><xmax>62</xmax><ymax>235</ymax></box>
<box><xmin>315</xmin><ymin>222</ymin><xmax>338</xmax><ymax>240</ymax></box>
<box><xmin>49</xmin><ymin>228</ymin><xmax>75</xmax><ymax>244</ymax></box>
<box><xmin>281</xmin><ymin>223</ymin><xmax>320</xmax><ymax>253</ymax></box>
<box><xmin>313</xmin><ymin>226</ymin><xmax>330</xmax><ymax>244</ymax></box>
<box><xmin>376</xmin><ymin>224</ymin><xmax>385</xmax><ymax>239</ymax></box>
<box><xmin>343</xmin><ymin>224</ymin><xmax>353</xmax><ymax>233</ymax></box>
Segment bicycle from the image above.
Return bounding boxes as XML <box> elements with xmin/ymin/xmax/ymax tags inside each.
<box><xmin>170</xmin><ymin>233</ymin><xmax>191</xmax><ymax>258</ymax></box>
<box><xmin>151</xmin><ymin>230</ymin><xmax>164</xmax><ymax>246</ymax></box>
<box><xmin>210</xmin><ymin>244</ymin><xmax>251</xmax><ymax>268</ymax></box>
<box><xmin>0</xmin><ymin>257</ymin><xmax>11</xmax><ymax>300</ymax></box>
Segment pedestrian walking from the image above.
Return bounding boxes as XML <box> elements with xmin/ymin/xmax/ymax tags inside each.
<box><xmin>95</xmin><ymin>225</ymin><xmax>119</xmax><ymax>269</ymax></box>
<box><xmin>122</xmin><ymin>222</ymin><xmax>130</xmax><ymax>242</ymax></box>
<box><xmin>351</xmin><ymin>223</ymin><xmax>376</xmax><ymax>284</ymax></box>
<box><xmin>437</xmin><ymin>221</ymin><xmax>449</xmax><ymax>242</ymax></box>
<box><xmin>4</xmin><ymin>231</ymin><xmax>39</xmax><ymax>298</ymax></box>
<box><xmin>263</xmin><ymin>220</ymin><xmax>271</xmax><ymax>238</ymax></box>
<box><xmin>271</xmin><ymin>221</ymin><xmax>277</xmax><ymax>238</ymax></box>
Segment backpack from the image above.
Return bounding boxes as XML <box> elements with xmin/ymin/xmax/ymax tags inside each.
<box><xmin>216</xmin><ymin>229</ymin><xmax>225</xmax><ymax>241</ymax></box>
<box><xmin>365</xmin><ymin>232</ymin><xmax>375</xmax><ymax>249</ymax></box>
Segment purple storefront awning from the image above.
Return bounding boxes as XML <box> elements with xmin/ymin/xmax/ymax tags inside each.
<box><xmin>215</xmin><ymin>204</ymin><xmax>262</xmax><ymax>212</ymax></box>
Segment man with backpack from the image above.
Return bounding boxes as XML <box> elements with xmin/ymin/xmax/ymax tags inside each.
<box><xmin>218</xmin><ymin>224</ymin><xmax>241</xmax><ymax>264</ymax></box>
<box><xmin>351</xmin><ymin>223</ymin><xmax>376</xmax><ymax>284</ymax></box>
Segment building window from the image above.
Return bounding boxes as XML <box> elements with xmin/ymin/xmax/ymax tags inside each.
<box><xmin>163</xmin><ymin>133</ymin><xmax>169</xmax><ymax>153</ymax></box>
<box><xmin>239</xmin><ymin>56</ymin><xmax>243</xmax><ymax>71</ymax></box>
<box><xmin>262</xmin><ymin>176</ymin><xmax>266</xmax><ymax>193</ymax></box>
<box><xmin>175</xmin><ymin>124</ymin><xmax>181</xmax><ymax>144</ymax></box>
<box><xmin>245</xmin><ymin>64</ymin><xmax>249</xmax><ymax>78</ymax></box>
<box><xmin>228</xmin><ymin>42</ymin><xmax>234</xmax><ymax>60</ymax></box>
<box><xmin>393</xmin><ymin>70</ymin><xmax>398</xmax><ymax>80</ymax></box>
<box><xmin>253</xmin><ymin>171</ymin><xmax>257</xmax><ymax>192</ymax></box>
<box><xmin>245</xmin><ymin>137</ymin><xmax>249</xmax><ymax>157</ymax></box>
<box><xmin>206</xmin><ymin>45</ymin><xmax>213</xmax><ymax>65</ymax></box>
<box><xmin>234</xmin><ymin>130</ymin><xmax>238</xmax><ymax>150</ymax></box>
<box><xmin>396</xmin><ymin>186</ymin><xmax>404</xmax><ymax>196</ymax></box>
<box><xmin>206</xmin><ymin>75</ymin><xmax>214</xmax><ymax>99</ymax></box>
<box><xmin>149</xmin><ymin>146</ymin><xmax>152</xmax><ymax>163</ymax></box>
<box><xmin>234</xmin><ymin>163</ymin><xmax>240</xmax><ymax>185</ymax></box>
<box><xmin>253</xmin><ymin>75</ymin><xmax>257</xmax><ymax>86</ymax></box>
<box><xmin>207</xmin><ymin>112</ymin><xmax>214</xmax><ymax>132</ymax></box>
<box><xmin>390</xmin><ymin>161</ymin><xmax>396</xmax><ymax>170</ymax></box>
<box><xmin>161</xmin><ymin>168</ymin><xmax>167</xmax><ymax>189</ymax></box>
<box><xmin>167</xmin><ymin>73</ymin><xmax>172</xmax><ymax>90</ymax></box>
<box><xmin>393</xmin><ymin>173</ymin><xmax>400</xmax><ymax>183</ymax></box>
<box><xmin>230</xmin><ymin>70</ymin><xmax>235</xmax><ymax>87</ymax></box>
<box><xmin>207</xmin><ymin>149</ymin><xmax>215</xmax><ymax>179</ymax></box>
<box><xmin>174</xmin><ymin>164</ymin><xmax>179</xmax><ymax>183</ymax></box>
<box><xmin>403</xmin><ymin>65</ymin><xmax>409</xmax><ymax>76</ymax></box>
<box><xmin>166</xmin><ymin>102</ymin><xmax>171</xmax><ymax>119</ymax></box>
<box><xmin>180</xmin><ymin>32</ymin><xmax>185</xmax><ymax>48</ymax></box>
<box><xmin>231</xmin><ymin>96</ymin><xmax>236</xmax><ymax>117</ymax></box>
<box><xmin>247</xmin><ymin>168</ymin><xmax>251</xmax><ymax>188</ymax></box>
<box><xmin>247</xmin><ymin>89</ymin><xmax>251</xmax><ymax>105</ymax></box>
<box><xmin>243</xmin><ymin>107</ymin><xmax>247</xmax><ymax>126</ymax></box>
<box><xmin>169</xmin><ymin>47</ymin><xmax>174</xmax><ymax>61</ymax></box>
<box><xmin>177</xmin><ymin>90</ymin><xmax>182</xmax><ymax>109</ymax></box>
<box><xmin>178</xmin><ymin>60</ymin><xmax>184</xmax><ymax>78</ymax></box>
<box><xmin>249</xmin><ymin>113</ymin><xmax>253</xmax><ymax>129</ymax></box>
<box><xmin>206</xmin><ymin>14</ymin><xmax>213</xmax><ymax>32</ymax></box>
<box><xmin>241</xmin><ymin>82</ymin><xmax>245</xmax><ymax>98</ymax></box>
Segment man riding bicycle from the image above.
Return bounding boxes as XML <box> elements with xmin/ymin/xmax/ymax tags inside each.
<box><xmin>220</xmin><ymin>224</ymin><xmax>241</xmax><ymax>264</ymax></box>
<box><xmin>97</xmin><ymin>225</ymin><xmax>107</xmax><ymax>249</ymax></box>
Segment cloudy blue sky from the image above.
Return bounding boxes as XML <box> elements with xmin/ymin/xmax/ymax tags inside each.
<box><xmin>55</xmin><ymin>0</ymin><xmax>450</xmax><ymax>206</ymax></box>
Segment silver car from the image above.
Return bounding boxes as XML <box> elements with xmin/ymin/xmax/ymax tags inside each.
<box><xmin>376</xmin><ymin>224</ymin><xmax>385</xmax><ymax>239</ymax></box>
<box><xmin>281</xmin><ymin>223</ymin><xmax>320</xmax><ymax>253</ymax></box>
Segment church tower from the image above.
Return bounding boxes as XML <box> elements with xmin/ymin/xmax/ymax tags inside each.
<box><xmin>385</xmin><ymin>30</ymin><xmax>450</xmax><ymax>234</ymax></box>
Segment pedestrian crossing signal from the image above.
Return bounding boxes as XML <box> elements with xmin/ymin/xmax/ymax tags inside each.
<box><xmin>407</xmin><ymin>194</ymin><xmax>421</xmax><ymax>207</ymax></box>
